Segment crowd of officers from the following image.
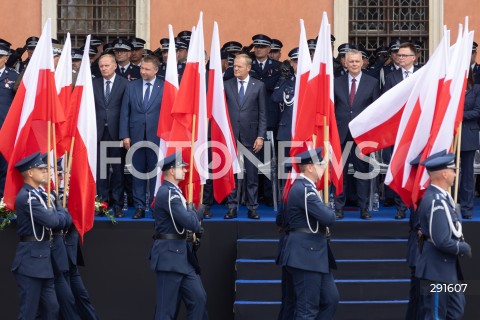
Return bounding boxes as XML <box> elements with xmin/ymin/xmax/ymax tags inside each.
<box><xmin>0</xmin><ymin>32</ymin><xmax>477</xmax><ymax>319</ymax></box>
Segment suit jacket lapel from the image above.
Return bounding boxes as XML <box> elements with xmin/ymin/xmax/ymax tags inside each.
<box><xmin>136</xmin><ymin>80</ymin><xmax>144</xmax><ymax>112</ymax></box>
<box><xmin>241</xmin><ymin>79</ymin><xmax>255</xmax><ymax>109</ymax></box>
<box><xmin>145</xmin><ymin>79</ymin><xmax>161</xmax><ymax>111</ymax></box>
<box><xmin>230</xmin><ymin>79</ymin><xmax>241</xmax><ymax>108</ymax></box>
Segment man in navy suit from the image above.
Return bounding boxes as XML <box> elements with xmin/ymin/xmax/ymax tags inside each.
<box><xmin>415</xmin><ymin>152</ymin><xmax>472</xmax><ymax>319</ymax></box>
<box><xmin>93</xmin><ymin>53</ymin><xmax>129</xmax><ymax>218</ymax></box>
<box><xmin>120</xmin><ymin>55</ymin><xmax>164</xmax><ymax>219</ymax></box>
<box><xmin>382</xmin><ymin>42</ymin><xmax>421</xmax><ymax>219</ymax></box>
<box><xmin>150</xmin><ymin>153</ymin><xmax>207</xmax><ymax>320</ymax></box>
<box><xmin>334</xmin><ymin>49</ymin><xmax>380</xmax><ymax>219</ymax></box>
<box><xmin>224</xmin><ymin>54</ymin><xmax>267</xmax><ymax>219</ymax></box>
<box><xmin>11</xmin><ymin>152</ymin><xmax>67</xmax><ymax>319</ymax></box>
<box><xmin>281</xmin><ymin>147</ymin><xmax>339</xmax><ymax>319</ymax></box>
<box><xmin>0</xmin><ymin>42</ymin><xmax>19</xmax><ymax>198</ymax></box>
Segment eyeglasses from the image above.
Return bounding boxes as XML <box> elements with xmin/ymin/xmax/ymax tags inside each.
<box><xmin>397</xmin><ymin>54</ymin><xmax>415</xmax><ymax>58</ymax></box>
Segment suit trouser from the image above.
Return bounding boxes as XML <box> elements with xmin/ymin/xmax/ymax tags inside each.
<box><xmin>406</xmin><ymin>267</ymin><xmax>423</xmax><ymax>320</ymax></box>
<box><xmin>96</xmin><ymin>128</ymin><xmax>124</xmax><ymax>208</ymax></box>
<box><xmin>155</xmin><ymin>265</ymin><xmax>208</xmax><ymax>320</ymax></box>
<box><xmin>15</xmin><ymin>273</ymin><xmax>59</xmax><ymax>320</ymax></box>
<box><xmin>68</xmin><ymin>264</ymin><xmax>99</xmax><ymax>320</ymax></box>
<box><xmin>0</xmin><ymin>152</ymin><xmax>7</xmax><ymax>198</ymax></box>
<box><xmin>54</xmin><ymin>270</ymin><xmax>80</xmax><ymax>320</ymax></box>
<box><xmin>459</xmin><ymin>150</ymin><xmax>475</xmax><ymax>217</ymax></box>
<box><xmin>278</xmin><ymin>266</ymin><xmax>295</xmax><ymax>320</ymax></box>
<box><xmin>131</xmin><ymin>135</ymin><xmax>158</xmax><ymax>210</ymax></box>
<box><xmin>227</xmin><ymin>144</ymin><xmax>259</xmax><ymax>210</ymax></box>
<box><xmin>420</xmin><ymin>282</ymin><xmax>465</xmax><ymax>320</ymax></box>
<box><xmin>286</xmin><ymin>266</ymin><xmax>339</xmax><ymax>320</ymax></box>
<box><xmin>334</xmin><ymin>140</ymin><xmax>370</xmax><ymax>210</ymax></box>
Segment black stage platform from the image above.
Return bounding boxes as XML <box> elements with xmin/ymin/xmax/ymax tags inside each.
<box><xmin>1</xmin><ymin>204</ymin><xmax>479</xmax><ymax>320</ymax></box>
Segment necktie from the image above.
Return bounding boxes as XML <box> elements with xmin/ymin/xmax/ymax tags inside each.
<box><xmin>143</xmin><ymin>83</ymin><xmax>151</xmax><ymax>110</ymax></box>
<box><xmin>121</xmin><ymin>67</ymin><xmax>126</xmax><ymax>74</ymax></box>
<box><xmin>259</xmin><ymin>62</ymin><xmax>263</xmax><ymax>70</ymax></box>
<box><xmin>404</xmin><ymin>70</ymin><xmax>410</xmax><ymax>78</ymax></box>
<box><xmin>349</xmin><ymin>78</ymin><xmax>356</xmax><ymax>106</ymax></box>
<box><xmin>105</xmin><ymin>80</ymin><xmax>111</xmax><ymax>104</ymax></box>
<box><xmin>238</xmin><ymin>80</ymin><xmax>245</xmax><ymax>105</ymax></box>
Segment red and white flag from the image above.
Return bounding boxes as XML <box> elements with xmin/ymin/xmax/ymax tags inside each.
<box><xmin>0</xmin><ymin>19</ymin><xmax>64</xmax><ymax>209</ymax></box>
<box><xmin>208</xmin><ymin>21</ymin><xmax>240</xmax><ymax>203</ymax></box>
<box><xmin>67</xmin><ymin>35</ymin><xmax>97</xmax><ymax>241</ymax></box>
<box><xmin>168</xmin><ymin>13</ymin><xmax>209</xmax><ymax>205</ymax></box>
<box><xmin>412</xmin><ymin>23</ymin><xmax>474</xmax><ymax>204</ymax></box>
<box><xmin>386</xmin><ymin>29</ymin><xmax>449</xmax><ymax>206</ymax></box>
<box><xmin>282</xmin><ymin>19</ymin><xmax>311</xmax><ymax>200</ymax></box>
<box><xmin>154</xmin><ymin>24</ymin><xmax>179</xmax><ymax>197</ymax></box>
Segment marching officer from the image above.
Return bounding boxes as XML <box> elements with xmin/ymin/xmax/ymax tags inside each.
<box><xmin>415</xmin><ymin>151</ymin><xmax>472</xmax><ymax>319</ymax></box>
<box><xmin>280</xmin><ymin>147</ymin><xmax>339</xmax><ymax>319</ymax></box>
<box><xmin>150</xmin><ymin>152</ymin><xmax>207</xmax><ymax>319</ymax></box>
<box><xmin>11</xmin><ymin>152</ymin><xmax>67</xmax><ymax>319</ymax></box>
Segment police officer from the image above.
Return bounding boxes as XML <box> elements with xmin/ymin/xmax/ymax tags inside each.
<box><xmin>150</xmin><ymin>152</ymin><xmax>207</xmax><ymax>319</ymax></box>
<box><xmin>470</xmin><ymin>42</ymin><xmax>480</xmax><ymax>84</ymax></box>
<box><xmin>222</xmin><ymin>41</ymin><xmax>242</xmax><ymax>81</ymax></box>
<box><xmin>130</xmin><ymin>37</ymin><xmax>146</xmax><ymax>66</ymax></box>
<box><xmin>113</xmin><ymin>39</ymin><xmax>141</xmax><ymax>81</ymax></box>
<box><xmin>281</xmin><ymin>147</ymin><xmax>339</xmax><ymax>319</ymax></box>
<box><xmin>269</xmin><ymin>39</ymin><xmax>283</xmax><ymax>61</ymax></box>
<box><xmin>0</xmin><ymin>42</ymin><xmax>19</xmax><ymax>198</ymax></box>
<box><xmin>175</xmin><ymin>37</ymin><xmax>189</xmax><ymax>83</ymax></box>
<box><xmin>11</xmin><ymin>152</ymin><xmax>67</xmax><ymax>319</ymax></box>
<box><xmin>415</xmin><ymin>151</ymin><xmax>472</xmax><ymax>319</ymax></box>
<box><xmin>380</xmin><ymin>38</ymin><xmax>401</xmax><ymax>88</ymax></box>
<box><xmin>307</xmin><ymin>38</ymin><xmax>317</xmax><ymax>60</ymax></box>
<box><xmin>334</xmin><ymin>43</ymin><xmax>356</xmax><ymax>78</ymax></box>
<box><xmin>157</xmin><ymin>38</ymin><xmax>170</xmax><ymax>79</ymax></box>
<box><xmin>89</xmin><ymin>36</ymin><xmax>104</xmax><ymax>79</ymax></box>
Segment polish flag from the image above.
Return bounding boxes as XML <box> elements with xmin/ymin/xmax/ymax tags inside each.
<box><xmin>412</xmin><ymin>23</ymin><xmax>473</xmax><ymax>204</ymax></box>
<box><xmin>67</xmin><ymin>35</ymin><xmax>97</xmax><ymax>240</ymax></box>
<box><xmin>282</xmin><ymin>19</ymin><xmax>312</xmax><ymax>200</ymax></box>
<box><xmin>168</xmin><ymin>13</ymin><xmax>209</xmax><ymax>205</ymax></box>
<box><xmin>0</xmin><ymin>19</ymin><xmax>64</xmax><ymax>209</ymax></box>
<box><xmin>208</xmin><ymin>21</ymin><xmax>240</xmax><ymax>203</ymax></box>
<box><xmin>386</xmin><ymin>29</ymin><xmax>450</xmax><ymax>206</ymax></box>
<box><xmin>54</xmin><ymin>32</ymin><xmax>72</xmax><ymax>157</ymax></box>
<box><xmin>154</xmin><ymin>24</ymin><xmax>179</xmax><ymax>197</ymax></box>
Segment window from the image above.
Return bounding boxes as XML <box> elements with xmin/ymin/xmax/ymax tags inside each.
<box><xmin>349</xmin><ymin>0</ymin><xmax>429</xmax><ymax>64</ymax></box>
<box><xmin>57</xmin><ymin>0</ymin><xmax>136</xmax><ymax>47</ymax></box>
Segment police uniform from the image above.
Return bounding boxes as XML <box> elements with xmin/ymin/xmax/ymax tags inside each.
<box><xmin>113</xmin><ymin>39</ymin><xmax>141</xmax><ymax>81</ymax></box>
<box><xmin>11</xmin><ymin>152</ymin><xmax>67</xmax><ymax>319</ymax></box>
<box><xmin>150</xmin><ymin>153</ymin><xmax>207</xmax><ymax>319</ymax></box>
<box><xmin>415</xmin><ymin>153</ymin><xmax>472</xmax><ymax>319</ymax></box>
<box><xmin>380</xmin><ymin>39</ymin><xmax>402</xmax><ymax>88</ymax></box>
<box><xmin>130</xmin><ymin>37</ymin><xmax>146</xmax><ymax>66</ymax></box>
<box><xmin>175</xmin><ymin>37</ymin><xmax>189</xmax><ymax>83</ymax></box>
<box><xmin>281</xmin><ymin>148</ymin><xmax>339</xmax><ymax>319</ymax></box>
<box><xmin>222</xmin><ymin>41</ymin><xmax>242</xmax><ymax>81</ymax></box>
<box><xmin>334</xmin><ymin>43</ymin><xmax>356</xmax><ymax>78</ymax></box>
<box><xmin>157</xmin><ymin>38</ymin><xmax>170</xmax><ymax>79</ymax></box>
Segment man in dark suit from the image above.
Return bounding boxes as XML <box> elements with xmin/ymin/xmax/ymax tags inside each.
<box><xmin>93</xmin><ymin>53</ymin><xmax>129</xmax><ymax>218</ymax></box>
<box><xmin>334</xmin><ymin>49</ymin><xmax>380</xmax><ymax>219</ymax></box>
<box><xmin>224</xmin><ymin>53</ymin><xmax>267</xmax><ymax>219</ymax></box>
<box><xmin>113</xmin><ymin>39</ymin><xmax>141</xmax><ymax>82</ymax></box>
<box><xmin>382</xmin><ymin>42</ymin><xmax>420</xmax><ymax>219</ymax></box>
<box><xmin>120</xmin><ymin>55</ymin><xmax>164</xmax><ymax>219</ymax></box>
<box><xmin>150</xmin><ymin>153</ymin><xmax>207</xmax><ymax>320</ymax></box>
<box><xmin>11</xmin><ymin>152</ymin><xmax>67</xmax><ymax>319</ymax></box>
<box><xmin>415</xmin><ymin>152</ymin><xmax>472</xmax><ymax>319</ymax></box>
<box><xmin>0</xmin><ymin>42</ymin><xmax>19</xmax><ymax>198</ymax></box>
<box><xmin>280</xmin><ymin>148</ymin><xmax>339</xmax><ymax>319</ymax></box>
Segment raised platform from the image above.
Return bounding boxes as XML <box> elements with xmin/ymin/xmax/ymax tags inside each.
<box><xmin>0</xmin><ymin>204</ymin><xmax>479</xmax><ymax>320</ymax></box>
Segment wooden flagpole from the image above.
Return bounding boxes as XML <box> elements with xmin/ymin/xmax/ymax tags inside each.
<box><xmin>453</xmin><ymin>123</ymin><xmax>462</xmax><ymax>203</ymax></box>
<box><xmin>188</xmin><ymin>114</ymin><xmax>197</xmax><ymax>203</ymax></box>
<box><xmin>63</xmin><ymin>137</ymin><xmax>75</xmax><ymax>208</ymax></box>
<box><xmin>52</xmin><ymin>124</ymin><xmax>59</xmax><ymax>196</ymax></box>
<box><xmin>47</xmin><ymin>121</ymin><xmax>51</xmax><ymax>208</ymax></box>
<box><xmin>323</xmin><ymin>116</ymin><xmax>330</xmax><ymax>203</ymax></box>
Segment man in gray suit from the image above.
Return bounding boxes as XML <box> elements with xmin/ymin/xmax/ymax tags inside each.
<box><xmin>120</xmin><ymin>55</ymin><xmax>164</xmax><ymax>219</ymax></box>
<box><xmin>224</xmin><ymin>54</ymin><xmax>267</xmax><ymax>219</ymax></box>
<box><xmin>93</xmin><ymin>54</ymin><xmax>129</xmax><ymax>218</ymax></box>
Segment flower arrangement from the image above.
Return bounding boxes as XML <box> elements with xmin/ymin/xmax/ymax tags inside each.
<box><xmin>95</xmin><ymin>196</ymin><xmax>117</xmax><ymax>225</ymax></box>
<box><xmin>0</xmin><ymin>198</ymin><xmax>16</xmax><ymax>230</ymax></box>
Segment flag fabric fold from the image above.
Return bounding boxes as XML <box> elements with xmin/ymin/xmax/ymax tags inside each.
<box><xmin>208</xmin><ymin>21</ymin><xmax>240</xmax><ymax>203</ymax></box>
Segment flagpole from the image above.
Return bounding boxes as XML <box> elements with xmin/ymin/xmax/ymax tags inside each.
<box><xmin>62</xmin><ymin>151</ymin><xmax>68</xmax><ymax>207</ymax></box>
<box><xmin>52</xmin><ymin>124</ymin><xmax>59</xmax><ymax>196</ymax></box>
<box><xmin>323</xmin><ymin>116</ymin><xmax>330</xmax><ymax>203</ymax></box>
<box><xmin>453</xmin><ymin>123</ymin><xmax>462</xmax><ymax>203</ymax></box>
<box><xmin>47</xmin><ymin>121</ymin><xmax>51</xmax><ymax>208</ymax></box>
<box><xmin>63</xmin><ymin>137</ymin><xmax>75</xmax><ymax>208</ymax></box>
<box><xmin>188</xmin><ymin>114</ymin><xmax>197</xmax><ymax>203</ymax></box>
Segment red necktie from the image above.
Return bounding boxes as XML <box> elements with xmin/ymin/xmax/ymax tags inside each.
<box><xmin>349</xmin><ymin>78</ymin><xmax>356</xmax><ymax>106</ymax></box>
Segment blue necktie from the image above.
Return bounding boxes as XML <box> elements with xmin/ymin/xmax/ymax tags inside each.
<box><xmin>143</xmin><ymin>82</ymin><xmax>151</xmax><ymax>110</ymax></box>
<box><xmin>105</xmin><ymin>80</ymin><xmax>111</xmax><ymax>104</ymax></box>
<box><xmin>238</xmin><ymin>80</ymin><xmax>245</xmax><ymax>105</ymax></box>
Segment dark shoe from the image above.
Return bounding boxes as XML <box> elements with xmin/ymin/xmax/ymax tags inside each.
<box><xmin>115</xmin><ymin>207</ymin><xmax>124</xmax><ymax>218</ymax></box>
<box><xmin>203</xmin><ymin>208</ymin><xmax>212</xmax><ymax>219</ymax></box>
<box><xmin>360</xmin><ymin>208</ymin><xmax>372</xmax><ymax>220</ymax></box>
<box><xmin>395</xmin><ymin>210</ymin><xmax>406</xmax><ymax>220</ymax></box>
<box><xmin>132</xmin><ymin>208</ymin><xmax>145</xmax><ymax>219</ymax></box>
<box><xmin>247</xmin><ymin>209</ymin><xmax>260</xmax><ymax>219</ymax></box>
<box><xmin>384</xmin><ymin>198</ymin><xmax>395</xmax><ymax>207</ymax></box>
<box><xmin>224</xmin><ymin>208</ymin><xmax>237</xmax><ymax>219</ymax></box>
<box><xmin>263</xmin><ymin>197</ymin><xmax>274</xmax><ymax>207</ymax></box>
<box><xmin>335</xmin><ymin>209</ymin><xmax>344</xmax><ymax>220</ymax></box>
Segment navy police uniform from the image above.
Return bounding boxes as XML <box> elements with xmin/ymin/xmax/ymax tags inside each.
<box><xmin>415</xmin><ymin>153</ymin><xmax>472</xmax><ymax>319</ymax></box>
<box><xmin>280</xmin><ymin>148</ymin><xmax>339</xmax><ymax>319</ymax></box>
<box><xmin>150</xmin><ymin>154</ymin><xmax>207</xmax><ymax>319</ymax></box>
<box><xmin>113</xmin><ymin>39</ymin><xmax>141</xmax><ymax>81</ymax></box>
<box><xmin>11</xmin><ymin>152</ymin><xmax>67</xmax><ymax>320</ymax></box>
